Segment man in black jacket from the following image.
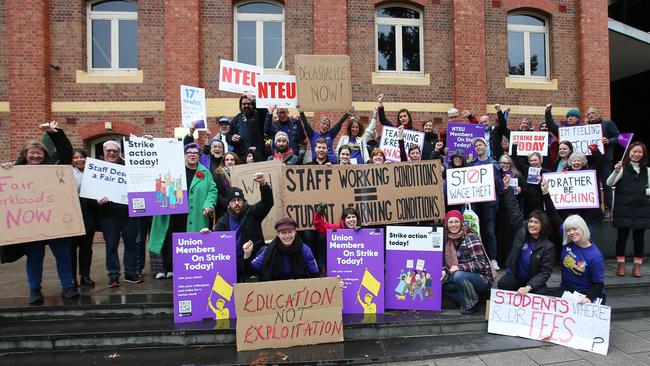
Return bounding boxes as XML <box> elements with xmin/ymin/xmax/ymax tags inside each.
<box><xmin>228</xmin><ymin>94</ymin><xmax>269</xmax><ymax>160</ymax></box>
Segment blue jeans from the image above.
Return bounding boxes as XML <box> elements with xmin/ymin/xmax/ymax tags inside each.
<box><xmin>443</xmin><ymin>271</ymin><xmax>489</xmax><ymax>310</ymax></box>
<box><xmin>24</xmin><ymin>239</ymin><xmax>74</xmax><ymax>290</ymax></box>
<box><xmin>101</xmin><ymin>215</ymin><xmax>138</xmax><ymax>280</ymax></box>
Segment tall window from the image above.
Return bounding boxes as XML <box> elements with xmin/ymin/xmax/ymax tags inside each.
<box><xmin>375</xmin><ymin>6</ymin><xmax>423</xmax><ymax>74</ymax></box>
<box><xmin>234</xmin><ymin>2</ymin><xmax>284</xmax><ymax>70</ymax></box>
<box><xmin>507</xmin><ymin>13</ymin><xmax>549</xmax><ymax>79</ymax></box>
<box><xmin>87</xmin><ymin>0</ymin><xmax>138</xmax><ymax>71</ymax></box>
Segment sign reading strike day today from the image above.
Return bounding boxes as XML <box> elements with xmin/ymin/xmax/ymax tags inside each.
<box><xmin>445</xmin><ymin>122</ymin><xmax>486</xmax><ymax>163</ymax></box>
<box><xmin>80</xmin><ymin>158</ymin><xmax>128</xmax><ymax>205</ymax></box>
<box><xmin>379</xmin><ymin>126</ymin><xmax>425</xmax><ymax>162</ymax></box>
<box><xmin>488</xmin><ymin>289</ymin><xmax>611</xmax><ymax>355</ymax></box>
<box><xmin>385</xmin><ymin>226</ymin><xmax>443</xmax><ymax>311</ymax></box>
<box><xmin>294</xmin><ymin>55</ymin><xmax>352</xmax><ymax>111</ymax></box>
<box><xmin>281</xmin><ymin>161</ymin><xmax>444</xmax><ymax>230</ymax></box>
<box><xmin>256</xmin><ymin>75</ymin><xmax>298</xmax><ymax>108</ymax></box>
<box><xmin>542</xmin><ymin>170</ymin><xmax>600</xmax><ymax>210</ymax></box>
<box><xmin>0</xmin><ymin>166</ymin><xmax>85</xmax><ymax>247</ymax></box>
<box><xmin>509</xmin><ymin>131</ymin><xmax>549</xmax><ymax>156</ymax></box>
<box><xmin>180</xmin><ymin>85</ymin><xmax>207</xmax><ymax>129</ymax></box>
<box><xmin>219</xmin><ymin>59</ymin><xmax>263</xmax><ymax>96</ymax></box>
<box><xmin>327</xmin><ymin>229</ymin><xmax>384</xmax><ymax>314</ymax></box>
<box><xmin>123</xmin><ymin>137</ymin><xmax>188</xmax><ymax>217</ymax></box>
<box><xmin>234</xmin><ymin>277</ymin><xmax>343</xmax><ymax>351</ymax></box>
<box><xmin>173</xmin><ymin>232</ymin><xmax>237</xmax><ymax>324</ymax></box>
<box><xmin>446</xmin><ymin>165</ymin><xmax>496</xmax><ymax>205</ymax></box>
<box><xmin>559</xmin><ymin>124</ymin><xmax>605</xmax><ymax>156</ymax></box>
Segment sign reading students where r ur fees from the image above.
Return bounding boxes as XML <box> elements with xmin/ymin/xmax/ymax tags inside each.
<box><xmin>294</xmin><ymin>55</ymin><xmax>352</xmax><ymax>112</ymax></box>
<box><xmin>219</xmin><ymin>59</ymin><xmax>263</xmax><ymax>96</ymax></box>
<box><xmin>446</xmin><ymin>165</ymin><xmax>496</xmax><ymax>205</ymax></box>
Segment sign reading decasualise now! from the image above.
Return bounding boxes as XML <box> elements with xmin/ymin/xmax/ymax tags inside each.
<box><xmin>294</xmin><ymin>55</ymin><xmax>352</xmax><ymax>112</ymax></box>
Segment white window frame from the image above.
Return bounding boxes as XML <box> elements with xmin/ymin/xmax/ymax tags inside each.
<box><xmin>375</xmin><ymin>5</ymin><xmax>424</xmax><ymax>75</ymax></box>
<box><xmin>233</xmin><ymin>1</ymin><xmax>285</xmax><ymax>71</ymax></box>
<box><xmin>507</xmin><ymin>12</ymin><xmax>550</xmax><ymax>81</ymax></box>
<box><xmin>86</xmin><ymin>0</ymin><xmax>138</xmax><ymax>72</ymax></box>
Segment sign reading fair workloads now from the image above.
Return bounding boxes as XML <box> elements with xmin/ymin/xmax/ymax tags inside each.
<box><xmin>281</xmin><ymin>161</ymin><xmax>444</xmax><ymax>230</ymax></box>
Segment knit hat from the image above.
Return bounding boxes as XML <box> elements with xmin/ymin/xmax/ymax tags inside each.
<box><xmin>274</xmin><ymin>217</ymin><xmax>298</xmax><ymax>231</ymax></box>
<box><xmin>218</xmin><ymin>117</ymin><xmax>230</xmax><ymax>125</ymax></box>
<box><xmin>447</xmin><ymin>108</ymin><xmax>459</xmax><ymax>118</ymax></box>
<box><xmin>566</xmin><ymin>109</ymin><xmax>580</xmax><ymax>118</ymax></box>
<box><xmin>226</xmin><ymin>187</ymin><xmax>245</xmax><ymax>203</ymax></box>
<box><xmin>472</xmin><ymin>137</ymin><xmax>488</xmax><ymax>146</ymax></box>
<box><xmin>450</xmin><ymin>149</ymin><xmax>467</xmax><ymax>159</ymax></box>
<box><xmin>445</xmin><ymin>210</ymin><xmax>463</xmax><ymax>223</ymax></box>
<box><xmin>275</xmin><ymin>131</ymin><xmax>289</xmax><ymax>144</ymax></box>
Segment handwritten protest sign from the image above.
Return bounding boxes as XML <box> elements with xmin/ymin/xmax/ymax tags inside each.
<box><xmin>180</xmin><ymin>85</ymin><xmax>207</xmax><ymax>129</ymax></box>
<box><xmin>294</xmin><ymin>55</ymin><xmax>352</xmax><ymax>111</ymax></box>
<box><xmin>559</xmin><ymin>124</ymin><xmax>604</xmax><ymax>155</ymax></box>
<box><xmin>234</xmin><ymin>277</ymin><xmax>343</xmax><ymax>351</ymax></box>
<box><xmin>446</xmin><ymin>165</ymin><xmax>496</xmax><ymax>205</ymax></box>
<box><xmin>542</xmin><ymin>170</ymin><xmax>599</xmax><ymax>209</ymax></box>
<box><xmin>173</xmin><ymin>232</ymin><xmax>237</xmax><ymax>325</ymax></box>
<box><xmin>327</xmin><ymin>229</ymin><xmax>384</xmax><ymax>314</ymax></box>
<box><xmin>256</xmin><ymin>75</ymin><xmax>298</xmax><ymax>108</ymax></box>
<box><xmin>0</xmin><ymin>166</ymin><xmax>84</xmax><ymax>246</ymax></box>
<box><xmin>445</xmin><ymin>123</ymin><xmax>485</xmax><ymax>163</ymax></box>
<box><xmin>488</xmin><ymin>289</ymin><xmax>611</xmax><ymax>355</ymax></box>
<box><xmin>379</xmin><ymin>126</ymin><xmax>425</xmax><ymax>162</ymax></box>
<box><xmin>219</xmin><ymin>59</ymin><xmax>263</xmax><ymax>96</ymax></box>
<box><xmin>230</xmin><ymin>160</ymin><xmax>283</xmax><ymax>241</ymax></box>
<box><xmin>509</xmin><ymin>131</ymin><xmax>549</xmax><ymax>156</ymax></box>
<box><xmin>123</xmin><ymin>137</ymin><xmax>188</xmax><ymax>217</ymax></box>
<box><xmin>385</xmin><ymin>226</ymin><xmax>443</xmax><ymax>311</ymax></box>
<box><xmin>79</xmin><ymin>158</ymin><xmax>127</xmax><ymax>205</ymax></box>
<box><xmin>281</xmin><ymin>161</ymin><xmax>444</xmax><ymax>230</ymax></box>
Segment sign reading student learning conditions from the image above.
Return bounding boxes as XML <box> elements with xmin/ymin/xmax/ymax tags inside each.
<box><xmin>488</xmin><ymin>289</ymin><xmax>611</xmax><ymax>355</ymax></box>
<box><xmin>219</xmin><ymin>59</ymin><xmax>263</xmax><ymax>96</ymax></box>
<box><xmin>509</xmin><ymin>131</ymin><xmax>549</xmax><ymax>156</ymax></box>
<box><xmin>542</xmin><ymin>170</ymin><xmax>600</xmax><ymax>210</ymax></box>
<box><xmin>255</xmin><ymin>74</ymin><xmax>298</xmax><ymax>108</ymax></box>
<box><xmin>0</xmin><ymin>166</ymin><xmax>84</xmax><ymax>246</ymax></box>
<box><xmin>558</xmin><ymin>124</ymin><xmax>605</xmax><ymax>156</ymax></box>
<box><xmin>294</xmin><ymin>55</ymin><xmax>352</xmax><ymax>111</ymax></box>
<box><xmin>379</xmin><ymin>126</ymin><xmax>425</xmax><ymax>162</ymax></box>
<box><xmin>446</xmin><ymin>165</ymin><xmax>496</xmax><ymax>205</ymax></box>
<box><xmin>234</xmin><ymin>277</ymin><xmax>343</xmax><ymax>351</ymax></box>
<box><xmin>281</xmin><ymin>161</ymin><xmax>444</xmax><ymax>230</ymax></box>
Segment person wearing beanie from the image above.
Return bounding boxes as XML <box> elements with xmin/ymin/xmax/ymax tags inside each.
<box><xmin>215</xmin><ymin>172</ymin><xmax>274</xmax><ymax>281</ymax></box>
<box><xmin>268</xmin><ymin>131</ymin><xmax>301</xmax><ymax>165</ymax></box>
<box><xmin>441</xmin><ymin>210</ymin><xmax>494</xmax><ymax>315</ymax></box>
<box><xmin>543</xmin><ymin>104</ymin><xmax>584</xmax><ymax>142</ymax></box>
<box><xmin>264</xmin><ymin>105</ymin><xmax>307</xmax><ymax>157</ymax></box>
<box><xmin>245</xmin><ymin>217</ymin><xmax>320</xmax><ymax>281</ymax></box>
<box><xmin>447</xmin><ymin>108</ymin><xmax>460</xmax><ymax>121</ymax></box>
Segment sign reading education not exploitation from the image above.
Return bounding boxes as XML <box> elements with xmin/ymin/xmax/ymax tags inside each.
<box><xmin>79</xmin><ymin>158</ymin><xmax>128</xmax><ymax>205</ymax></box>
<box><xmin>294</xmin><ymin>55</ymin><xmax>352</xmax><ymax>111</ymax></box>
<box><xmin>542</xmin><ymin>170</ymin><xmax>600</xmax><ymax>210</ymax></box>
<box><xmin>0</xmin><ymin>166</ymin><xmax>84</xmax><ymax>246</ymax></box>
<box><xmin>446</xmin><ymin>165</ymin><xmax>496</xmax><ymax>205</ymax></box>
<box><xmin>379</xmin><ymin>126</ymin><xmax>425</xmax><ymax>162</ymax></box>
<box><xmin>509</xmin><ymin>131</ymin><xmax>549</xmax><ymax>156</ymax></box>
<box><xmin>219</xmin><ymin>59</ymin><xmax>263</xmax><ymax>96</ymax></box>
<box><xmin>256</xmin><ymin>74</ymin><xmax>298</xmax><ymax>108</ymax></box>
<box><xmin>488</xmin><ymin>289</ymin><xmax>611</xmax><ymax>355</ymax></box>
<box><xmin>558</xmin><ymin>124</ymin><xmax>605</xmax><ymax>155</ymax></box>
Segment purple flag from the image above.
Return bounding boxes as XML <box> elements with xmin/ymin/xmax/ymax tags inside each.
<box><xmin>618</xmin><ymin>132</ymin><xmax>634</xmax><ymax>150</ymax></box>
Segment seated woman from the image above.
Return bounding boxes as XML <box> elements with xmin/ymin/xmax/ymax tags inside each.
<box><xmin>497</xmin><ymin>177</ymin><xmax>560</xmax><ymax>295</ymax></box>
<box><xmin>442</xmin><ymin>210</ymin><xmax>494</xmax><ymax>315</ymax></box>
<box><xmin>244</xmin><ymin>218</ymin><xmax>320</xmax><ymax>281</ymax></box>
<box><xmin>313</xmin><ymin>205</ymin><xmax>361</xmax><ymax>235</ymax></box>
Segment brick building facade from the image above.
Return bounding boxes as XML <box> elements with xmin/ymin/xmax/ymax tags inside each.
<box><xmin>0</xmin><ymin>0</ymin><xmax>610</xmax><ymax>161</ymax></box>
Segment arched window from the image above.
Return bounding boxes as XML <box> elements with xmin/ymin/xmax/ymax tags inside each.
<box><xmin>507</xmin><ymin>13</ymin><xmax>549</xmax><ymax>79</ymax></box>
<box><xmin>87</xmin><ymin>0</ymin><xmax>138</xmax><ymax>71</ymax></box>
<box><xmin>234</xmin><ymin>1</ymin><xmax>284</xmax><ymax>70</ymax></box>
<box><xmin>375</xmin><ymin>5</ymin><xmax>424</xmax><ymax>74</ymax></box>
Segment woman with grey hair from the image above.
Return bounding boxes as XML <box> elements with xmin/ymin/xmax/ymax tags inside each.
<box><xmin>559</xmin><ymin>150</ymin><xmax>605</xmax><ymax>234</ymax></box>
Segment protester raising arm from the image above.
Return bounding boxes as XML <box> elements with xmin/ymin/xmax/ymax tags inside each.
<box><xmin>377</xmin><ymin>93</ymin><xmax>414</xmax><ymax>130</ymax></box>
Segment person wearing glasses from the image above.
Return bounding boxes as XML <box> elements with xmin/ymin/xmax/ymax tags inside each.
<box><xmin>495</xmin><ymin>154</ymin><xmax>524</xmax><ymax>267</ymax></box>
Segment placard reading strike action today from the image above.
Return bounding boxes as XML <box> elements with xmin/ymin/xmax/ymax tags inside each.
<box><xmin>281</xmin><ymin>161</ymin><xmax>444</xmax><ymax>230</ymax></box>
<box><xmin>488</xmin><ymin>289</ymin><xmax>611</xmax><ymax>355</ymax></box>
<box><xmin>379</xmin><ymin>126</ymin><xmax>425</xmax><ymax>162</ymax></box>
<box><xmin>445</xmin><ymin>122</ymin><xmax>485</xmax><ymax>163</ymax></box>
<box><xmin>509</xmin><ymin>131</ymin><xmax>549</xmax><ymax>156</ymax></box>
<box><xmin>446</xmin><ymin>165</ymin><xmax>496</xmax><ymax>205</ymax></box>
<box><xmin>542</xmin><ymin>170</ymin><xmax>600</xmax><ymax>210</ymax></box>
<box><xmin>79</xmin><ymin>158</ymin><xmax>128</xmax><ymax>205</ymax></box>
<box><xmin>558</xmin><ymin>125</ymin><xmax>605</xmax><ymax>155</ymax></box>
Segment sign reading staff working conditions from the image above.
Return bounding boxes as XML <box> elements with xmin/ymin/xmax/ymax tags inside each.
<box><xmin>446</xmin><ymin>165</ymin><xmax>496</xmax><ymax>205</ymax></box>
<box><xmin>542</xmin><ymin>170</ymin><xmax>600</xmax><ymax>210</ymax></box>
<box><xmin>281</xmin><ymin>161</ymin><xmax>444</xmax><ymax>230</ymax></box>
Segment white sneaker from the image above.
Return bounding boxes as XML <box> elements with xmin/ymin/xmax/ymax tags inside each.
<box><xmin>166</xmin><ymin>272</ymin><xmax>173</xmax><ymax>278</ymax></box>
<box><xmin>491</xmin><ymin>259</ymin><xmax>501</xmax><ymax>271</ymax></box>
<box><xmin>155</xmin><ymin>272</ymin><xmax>165</xmax><ymax>280</ymax></box>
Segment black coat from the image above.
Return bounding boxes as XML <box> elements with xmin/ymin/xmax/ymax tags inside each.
<box><xmin>613</xmin><ymin>164</ymin><xmax>650</xmax><ymax>229</ymax></box>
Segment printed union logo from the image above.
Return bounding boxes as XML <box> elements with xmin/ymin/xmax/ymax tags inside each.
<box><xmin>220</xmin><ymin>234</ymin><xmax>233</xmax><ymax>239</ymax></box>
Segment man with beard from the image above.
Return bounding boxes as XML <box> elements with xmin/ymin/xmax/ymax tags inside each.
<box><xmin>215</xmin><ymin>173</ymin><xmax>273</xmax><ymax>281</ymax></box>
<box><xmin>268</xmin><ymin>131</ymin><xmax>301</xmax><ymax>165</ymax></box>
<box><xmin>463</xmin><ymin>104</ymin><xmax>510</xmax><ymax>161</ymax></box>
<box><xmin>265</xmin><ymin>105</ymin><xmax>306</xmax><ymax>155</ymax></box>
<box><xmin>228</xmin><ymin>94</ymin><xmax>269</xmax><ymax>160</ymax></box>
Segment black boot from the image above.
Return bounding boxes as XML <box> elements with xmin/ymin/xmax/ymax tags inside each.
<box><xmin>80</xmin><ymin>275</ymin><xmax>95</xmax><ymax>287</ymax></box>
<box><xmin>61</xmin><ymin>287</ymin><xmax>79</xmax><ymax>299</ymax></box>
<box><xmin>29</xmin><ymin>288</ymin><xmax>44</xmax><ymax>304</ymax></box>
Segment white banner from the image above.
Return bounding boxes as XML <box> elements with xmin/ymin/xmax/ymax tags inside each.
<box><xmin>488</xmin><ymin>289</ymin><xmax>610</xmax><ymax>355</ymax></box>
<box><xmin>509</xmin><ymin>131</ymin><xmax>549</xmax><ymax>156</ymax></box>
<box><xmin>256</xmin><ymin>75</ymin><xmax>298</xmax><ymax>108</ymax></box>
<box><xmin>446</xmin><ymin>165</ymin><xmax>496</xmax><ymax>205</ymax></box>
<box><xmin>542</xmin><ymin>170</ymin><xmax>600</xmax><ymax>209</ymax></box>
<box><xmin>180</xmin><ymin>85</ymin><xmax>207</xmax><ymax>129</ymax></box>
<box><xmin>79</xmin><ymin>158</ymin><xmax>128</xmax><ymax>205</ymax></box>
<box><xmin>558</xmin><ymin>125</ymin><xmax>604</xmax><ymax>156</ymax></box>
<box><xmin>379</xmin><ymin>126</ymin><xmax>425</xmax><ymax>162</ymax></box>
<box><xmin>218</xmin><ymin>59</ymin><xmax>263</xmax><ymax>96</ymax></box>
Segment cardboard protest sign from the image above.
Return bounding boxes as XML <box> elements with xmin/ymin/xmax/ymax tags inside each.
<box><xmin>173</xmin><ymin>232</ymin><xmax>237</xmax><ymax>325</ymax></box>
<box><xmin>559</xmin><ymin>124</ymin><xmax>605</xmax><ymax>155</ymax></box>
<box><xmin>488</xmin><ymin>289</ymin><xmax>611</xmax><ymax>355</ymax></box>
<box><xmin>446</xmin><ymin>165</ymin><xmax>496</xmax><ymax>205</ymax></box>
<box><xmin>123</xmin><ymin>137</ymin><xmax>188</xmax><ymax>217</ymax></box>
<box><xmin>509</xmin><ymin>131</ymin><xmax>549</xmax><ymax>156</ymax></box>
<box><xmin>180</xmin><ymin>85</ymin><xmax>207</xmax><ymax>129</ymax></box>
<box><xmin>230</xmin><ymin>160</ymin><xmax>283</xmax><ymax>241</ymax></box>
<box><xmin>294</xmin><ymin>55</ymin><xmax>352</xmax><ymax>111</ymax></box>
<box><xmin>234</xmin><ymin>277</ymin><xmax>343</xmax><ymax>351</ymax></box>
<box><xmin>542</xmin><ymin>170</ymin><xmax>600</xmax><ymax>209</ymax></box>
<box><xmin>0</xmin><ymin>166</ymin><xmax>84</xmax><ymax>246</ymax></box>
<box><xmin>219</xmin><ymin>59</ymin><xmax>263</xmax><ymax>96</ymax></box>
<box><xmin>80</xmin><ymin>158</ymin><xmax>128</xmax><ymax>205</ymax></box>
<box><xmin>385</xmin><ymin>226</ymin><xmax>443</xmax><ymax>311</ymax></box>
<box><xmin>445</xmin><ymin>123</ymin><xmax>486</xmax><ymax>163</ymax></box>
<box><xmin>256</xmin><ymin>75</ymin><xmax>298</xmax><ymax>108</ymax></box>
<box><xmin>379</xmin><ymin>126</ymin><xmax>425</xmax><ymax>162</ymax></box>
<box><xmin>282</xmin><ymin>161</ymin><xmax>444</xmax><ymax>230</ymax></box>
<box><xmin>327</xmin><ymin>229</ymin><xmax>384</xmax><ymax>314</ymax></box>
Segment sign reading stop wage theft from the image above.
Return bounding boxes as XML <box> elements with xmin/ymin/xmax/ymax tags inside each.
<box><xmin>446</xmin><ymin>165</ymin><xmax>496</xmax><ymax>205</ymax></box>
